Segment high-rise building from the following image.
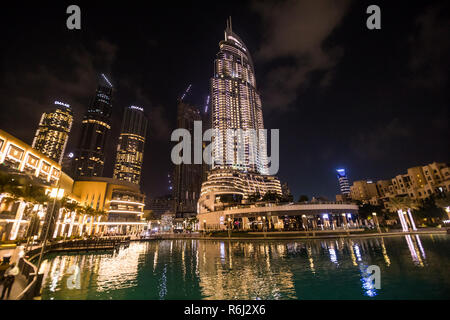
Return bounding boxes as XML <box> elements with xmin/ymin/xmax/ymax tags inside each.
<box><xmin>336</xmin><ymin>169</ymin><xmax>351</xmax><ymax>195</ymax></box>
<box><xmin>73</xmin><ymin>74</ymin><xmax>113</xmax><ymax>178</ymax></box>
<box><xmin>113</xmin><ymin>105</ymin><xmax>148</xmax><ymax>184</ymax></box>
<box><xmin>198</xmin><ymin>18</ymin><xmax>281</xmax><ymax>213</ymax></box>
<box><xmin>173</xmin><ymin>99</ymin><xmax>203</xmax><ymax>217</ymax></box>
<box><xmin>32</xmin><ymin>101</ymin><xmax>73</xmax><ymax>164</ymax></box>
<box><xmin>210</xmin><ymin>18</ymin><xmax>267</xmax><ymax>174</ymax></box>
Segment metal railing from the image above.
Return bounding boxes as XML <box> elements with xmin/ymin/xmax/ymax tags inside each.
<box><xmin>16</xmin><ymin>255</ymin><xmax>40</xmax><ymax>300</ymax></box>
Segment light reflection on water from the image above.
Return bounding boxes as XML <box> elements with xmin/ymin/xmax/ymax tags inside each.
<box><xmin>40</xmin><ymin>234</ymin><xmax>450</xmax><ymax>300</ymax></box>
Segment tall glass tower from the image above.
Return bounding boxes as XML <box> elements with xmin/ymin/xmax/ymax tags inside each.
<box><xmin>32</xmin><ymin>101</ymin><xmax>73</xmax><ymax>164</ymax></box>
<box><xmin>113</xmin><ymin>106</ymin><xmax>148</xmax><ymax>184</ymax></box>
<box><xmin>173</xmin><ymin>99</ymin><xmax>203</xmax><ymax>217</ymax></box>
<box><xmin>198</xmin><ymin>19</ymin><xmax>281</xmax><ymax>213</ymax></box>
<box><xmin>211</xmin><ymin>17</ymin><xmax>268</xmax><ymax>174</ymax></box>
<box><xmin>73</xmin><ymin>74</ymin><xmax>113</xmax><ymax>178</ymax></box>
<box><xmin>337</xmin><ymin>169</ymin><xmax>351</xmax><ymax>195</ymax></box>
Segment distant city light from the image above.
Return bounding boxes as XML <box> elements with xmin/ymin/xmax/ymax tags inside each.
<box><xmin>204</xmin><ymin>95</ymin><xmax>210</xmax><ymax>113</ymax></box>
<box><xmin>54</xmin><ymin>101</ymin><xmax>70</xmax><ymax>108</ymax></box>
<box><xmin>181</xmin><ymin>84</ymin><xmax>192</xmax><ymax>100</ymax></box>
<box><xmin>101</xmin><ymin>73</ymin><xmax>113</xmax><ymax>87</ymax></box>
<box><xmin>68</xmin><ymin>152</ymin><xmax>74</xmax><ymax>158</ymax></box>
<box><xmin>130</xmin><ymin>105</ymin><xmax>144</xmax><ymax>112</ymax></box>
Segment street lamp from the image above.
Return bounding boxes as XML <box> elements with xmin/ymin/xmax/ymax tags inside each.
<box><xmin>36</xmin><ymin>187</ymin><xmax>64</xmax><ymax>271</ymax></box>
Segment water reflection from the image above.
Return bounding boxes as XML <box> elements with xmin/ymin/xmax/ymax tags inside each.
<box><xmin>39</xmin><ymin>235</ymin><xmax>450</xmax><ymax>300</ymax></box>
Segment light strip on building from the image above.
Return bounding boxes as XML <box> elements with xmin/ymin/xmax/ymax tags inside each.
<box><xmin>107</xmin><ymin>209</ymin><xmax>143</xmax><ymax>214</ymax></box>
<box><xmin>108</xmin><ymin>200</ymin><xmax>145</xmax><ymax>206</ymax></box>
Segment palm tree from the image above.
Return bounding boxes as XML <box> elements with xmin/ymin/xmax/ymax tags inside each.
<box><xmin>247</xmin><ymin>192</ymin><xmax>261</xmax><ymax>203</ymax></box>
<box><xmin>388</xmin><ymin>197</ymin><xmax>419</xmax><ymax>231</ymax></box>
<box><xmin>143</xmin><ymin>210</ymin><xmax>155</xmax><ymax>221</ymax></box>
<box><xmin>59</xmin><ymin>197</ymin><xmax>81</xmax><ymax>238</ymax></box>
<box><xmin>0</xmin><ymin>171</ymin><xmax>22</xmax><ymax>215</ymax></box>
<box><xmin>93</xmin><ymin>209</ymin><xmax>107</xmax><ymax>235</ymax></box>
<box><xmin>78</xmin><ymin>204</ymin><xmax>95</xmax><ymax>237</ymax></box>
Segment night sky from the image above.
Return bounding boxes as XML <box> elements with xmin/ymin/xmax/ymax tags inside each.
<box><xmin>1</xmin><ymin>1</ymin><xmax>448</xmax><ymax>201</ymax></box>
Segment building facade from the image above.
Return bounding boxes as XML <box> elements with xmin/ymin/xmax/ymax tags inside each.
<box><xmin>349</xmin><ymin>162</ymin><xmax>450</xmax><ymax>206</ymax></box>
<box><xmin>336</xmin><ymin>169</ymin><xmax>351</xmax><ymax>195</ymax></box>
<box><xmin>210</xmin><ymin>18</ymin><xmax>267</xmax><ymax>173</ymax></box>
<box><xmin>113</xmin><ymin>106</ymin><xmax>148</xmax><ymax>185</ymax></box>
<box><xmin>32</xmin><ymin>101</ymin><xmax>73</xmax><ymax>164</ymax></box>
<box><xmin>146</xmin><ymin>194</ymin><xmax>175</xmax><ymax>219</ymax></box>
<box><xmin>198</xmin><ymin>19</ymin><xmax>281</xmax><ymax>214</ymax></box>
<box><xmin>72</xmin><ymin>75</ymin><xmax>113</xmax><ymax>178</ymax></box>
<box><xmin>173</xmin><ymin>100</ymin><xmax>203</xmax><ymax>218</ymax></box>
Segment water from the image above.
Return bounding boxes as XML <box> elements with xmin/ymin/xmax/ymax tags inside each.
<box><xmin>39</xmin><ymin>234</ymin><xmax>450</xmax><ymax>300</ymax></box>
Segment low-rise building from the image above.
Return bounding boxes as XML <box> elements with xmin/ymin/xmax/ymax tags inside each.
<box><xmin>348</xmin><ymin>162</ymin><xmax>450</xmax><ymax>207</ymax></box>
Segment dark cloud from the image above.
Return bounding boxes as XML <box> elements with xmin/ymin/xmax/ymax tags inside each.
<box><xmin>408</xmin><ymin>5</ymin><xmax>450</xmax><ymax>89</ymax></box>
<box><xmin>350</xmin><ymin>118</ymin><xmax>412</xmax><ymax>160</ymax></box>
<box><xmin>252</xmin><ymin>0</ymin><xmax>351</xmax><ymax>111</ymax></box>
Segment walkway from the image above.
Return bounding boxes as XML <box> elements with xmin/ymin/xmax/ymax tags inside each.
<box><xmin>0</xmin><ymin>245</ymin><xmax>27</xmax><ymax>300</ymax></box>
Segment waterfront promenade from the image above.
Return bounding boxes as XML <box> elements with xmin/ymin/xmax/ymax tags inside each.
<box><xmin>140</xmin><ymin>227</ymin><xmax>449</xmax><ymax>241</ymax></box>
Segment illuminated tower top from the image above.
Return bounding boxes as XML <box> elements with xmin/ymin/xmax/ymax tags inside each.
<box><xmin>32</xmin><ymin>101</ymin><xmax>73</xmax><ymax>164</ymax></box>
<box><xmin>337</xmin><ymin>169</ymin><xmax>351</xmax><ymax>195</ymax></box>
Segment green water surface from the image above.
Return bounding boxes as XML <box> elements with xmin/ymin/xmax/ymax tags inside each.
<box><xmin>40</xmin><ymin>234</ymin><xmax>450</xmax><ymax>299</ymax></box>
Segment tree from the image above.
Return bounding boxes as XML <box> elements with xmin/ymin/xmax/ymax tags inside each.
<box><xmin>358</xmin><ymin>203</ymin><xmax>384</xmax><ymax>220</ymax></box>
<box><xmin>298</xmin><ymin>195</ymin><xmax>309</xmax><ymax>203</ymax></box>
<box><xmin>80</xmin><ymin>204</ymin><xmax>96</xmax><ymax>236</ymax></box>
<box><xmin>262</xmin><ymin>191</ymin><xmax>282</xmax><ymax>202</ymax></box>
<box><xmin>247</xmin><ymin>192</ymin><xmax>261</xmax><ymax>203</ymax></box>
<box><xmin>387</xmin><ymin>196</ymin><xmax>420</xmax><ymax>228</ymax></box>
<box><xmin>415</xmin><ymin>197</ymin><xmax>446</xmax><ymax>223</ymax></box>
<box><xmin>143</xmin><ymin>210</ymin><xmax>156</xmax><ymax>221</ymax></box>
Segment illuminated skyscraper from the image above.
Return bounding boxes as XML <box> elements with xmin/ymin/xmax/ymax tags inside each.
<box><xmin>337</xmin><ymin>169</ymin><xmax>351</xmax><ymax>195</ymax></box>
<box><xmin>73</xmin><ymin>74</ymin><xmax>113</xmax><ymax>178</ymax></box>
<box><xmin>211</xmin><ymin>18</ymin><xmax>267</xmax><ymax>174</ymax></box>
<box><xmin>32</xmin><ymin>101</ymin><xmax>73</xmax><ymax>164</ymax></box>
<box><xmin>113</xmin><ymin>105</ymin><xmax>148</xmax><ymax>184</ymax></box>
<box><xmin>198</xmin><ymin>18</ymin><xmax>281</xmax><ymax>213</ymax></box>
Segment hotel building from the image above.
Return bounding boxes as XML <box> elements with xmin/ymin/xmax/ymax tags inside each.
<box><xmin>198</xmin><ymin>18</ymin><xmax>281</xmax><ymax>213</ymax></box>
<box><xmin>113</xmin><ymin>106</ymin><xmax>148</xmax><ymax>185</ymax></box>
<box><xmin>32</xmin><ymin>101</ymin><xmax>73</xmax><ymax>164</ymax></box>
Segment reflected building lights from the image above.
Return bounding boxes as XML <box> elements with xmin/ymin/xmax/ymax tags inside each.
<box><xmin>405</xmin><ymin>235</ymin><xmax>423</xmax><ymax>267</ymax></box>
<box><xmin>415</xmin><ymin>235</ymin><xmax>427</xmax><ymax>260</ymax></box>
<box><xmin>380</xmin><ymin>238</ymin><xmax>391</xmax><ymax>267</ymax></box>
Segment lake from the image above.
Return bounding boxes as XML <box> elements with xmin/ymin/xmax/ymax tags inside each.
<box><xmin>39</xmin><ymin>234</ymin><xmax>450</xmax><ymax>299</ymax></box>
